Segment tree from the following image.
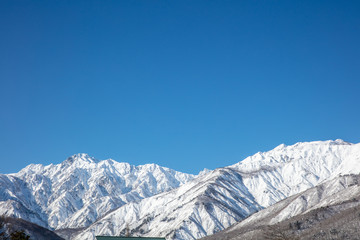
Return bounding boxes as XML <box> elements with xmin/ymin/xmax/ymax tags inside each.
<box><xmin>0</xmin><ymin>218</ymin><xmax>8</xmax><ymax>240</ymax></box>
<box><xmin>10</xmin><ymin>230</ymin><xmax>30</xmax><ymax>240</ymax></box>
<box><xmin>263</xmin><ymin>224</ymin><xmax>295</xmax><ymax>240</ymax></box>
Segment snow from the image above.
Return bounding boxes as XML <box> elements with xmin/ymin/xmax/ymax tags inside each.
<box><xmin>0</xmin><ymin>139</ymin><xmax>359</xmax><ymax>240</ymax></box>
<box><xmin>0</xmin><ymin>154</ymin><xmax>195</xmax><ymax>230</ymax></box>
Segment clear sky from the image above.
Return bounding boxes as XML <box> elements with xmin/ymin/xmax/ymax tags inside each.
<box><xmin>1</xmin><ymin>0</ymin><xmax>360</xmax><ymax>174</ymax></box>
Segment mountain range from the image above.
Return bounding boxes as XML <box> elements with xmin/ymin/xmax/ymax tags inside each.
<box><xmin>0</xmin><ymin>139</ymin><xmax>359</xmax><ymax>239</ymax></box>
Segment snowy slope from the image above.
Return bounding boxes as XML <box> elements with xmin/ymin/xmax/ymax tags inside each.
<box><xmin>0</xmin><ymin>140</ymin><xmax>360</xmax><ymax>240</ymax></box>
<box><xmin>201</xmin><ymin>173</ymin><xmax>360</xmax><ymax>240</ymax></box>
<box><xmin>232</xmin><ymin>139</ymin><xmax>360</xmax><ymax>207</ymax></box>
<box><xmin>0</xmin><ymin>154</ymin><xmax>195</xmax><ymax>229</ymax></box>
<box><xmin>72</xmin><ymin>168</ymin><xmax>263</xmax><ymax>240</ymax></box>
<box><xmin>72</xmin><ymin>140</ymin><xmax>360</xmax><ymax>239</ymax></box>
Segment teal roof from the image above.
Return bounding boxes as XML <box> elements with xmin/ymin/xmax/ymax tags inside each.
<box><xmin>96</xmin><ymin>237</ymin><xmax>166</xmax><ymax>240</ymax></box>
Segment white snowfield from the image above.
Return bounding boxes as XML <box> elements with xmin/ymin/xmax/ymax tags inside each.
<box><xmin>0</xmin><ymin>140</ymin><xmax>359</xmax><ymax>240</ymax></box>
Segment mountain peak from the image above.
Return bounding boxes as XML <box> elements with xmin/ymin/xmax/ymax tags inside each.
<box><xmin>274</xmin><ymin>143</ymin><xmax>286</xmax><ymax>150</ymax></box>
<box><xmin>64</xmin><ymin>153</ymin><xmax>99</xmax><ymax>164</ymax></box>
<box><xmin>332</xmin><ymin>138</ymin><xmax>352</xmax><ymax>145</ymax></box>
<box><xmin>299</xmin><ymin>139</ymin><xmax>352</xmax><ymax>146</ymax></box>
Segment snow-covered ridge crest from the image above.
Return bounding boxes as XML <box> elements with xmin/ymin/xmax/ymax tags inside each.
<box><xmin>1</xmin><ymin>139</ymin><xmax>359</xmax><ymax>240</ymax></box>
<box><xmin>232</xmin><ymin>139</ymin><xmax>352</xmax><ymax>169</ymax></box>
<box><xmin>1</xmin><ymin>154</ymin><xmax>195</xmax><ymax>230</ymax></box>
<box><xmin>230</xmin><ymin>139</ymin><xmax>360</xmax><ymax>207</ymax></box>
<box><xmin>64</xmin><ymin>153</ymin><xmax>100</xmax><ymax>164</ymax></box>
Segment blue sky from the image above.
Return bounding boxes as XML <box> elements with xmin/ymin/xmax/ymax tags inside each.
<box><xmin>1</xmin><ymin>0</ymin><xmax>360</xmax><ymax>174</ymax></box>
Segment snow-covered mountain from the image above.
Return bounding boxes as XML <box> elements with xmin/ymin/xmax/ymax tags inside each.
<box><xmin>0</xmin><ymin>140</ymin><xmax>359</xmax><ymax>240</ymax></box>
<box><xmin>230</xmin><ymin>139</ymin><xmax>360</xmax><ymax>207</ymax></box>
<box><xmin>201</xmin><ymin>173</ymin><xmax>360</xmax><ymax>240</ymax></box>
<box><xmin>73</xmin><ymin>167</ymin><xmax>263</xmax><ymax>240</ymax></box>
<box><xmin>0</xmin><ymin>153</ymin><xmax>195</xmax><ymax>230</ymax></box>
<box><xmin>71</xmin><ymin>139</ymin><xmax>360</xmax><ymax>239</ymax></box>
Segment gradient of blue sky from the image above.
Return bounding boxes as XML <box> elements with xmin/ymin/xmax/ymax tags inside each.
<box><xmin>1</xmin><ymin>0</ymin><xmax>360</xmax><ymax>174</ymax></box>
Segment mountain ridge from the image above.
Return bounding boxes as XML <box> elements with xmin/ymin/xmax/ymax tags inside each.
<box><xmin>1</xmin><ymin>154</ymin><xmax>195</xmax><ymax>230</ymax></box>
<box><xmin>201</xmin><ymin>173</ymin><xmax>360</xmax><ymax>240</ymax></box>
<box><xmin>1</xmin><ymin>139</ymin><xmax>359</xmax><ymax>239</ymax></box>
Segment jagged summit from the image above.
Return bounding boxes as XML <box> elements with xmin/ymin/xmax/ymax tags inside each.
<box><xmin>0</xmin><ymin>154</ymin><xmax>195</xmax><ymax>231</ymax></box>
<box><xmin>332</xmin><ymin>138</ymin><xmax>352</xmax><ymax>145</ymax></box>
<box><xmin>276</xmin><ymin>139</ymin><xmax>351</xmax><ymax>149</ymax></box>
<box><xmin>64</xmin><ymin>153</ymin><xmax>99</xmax><ymax>164</ymax></box>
